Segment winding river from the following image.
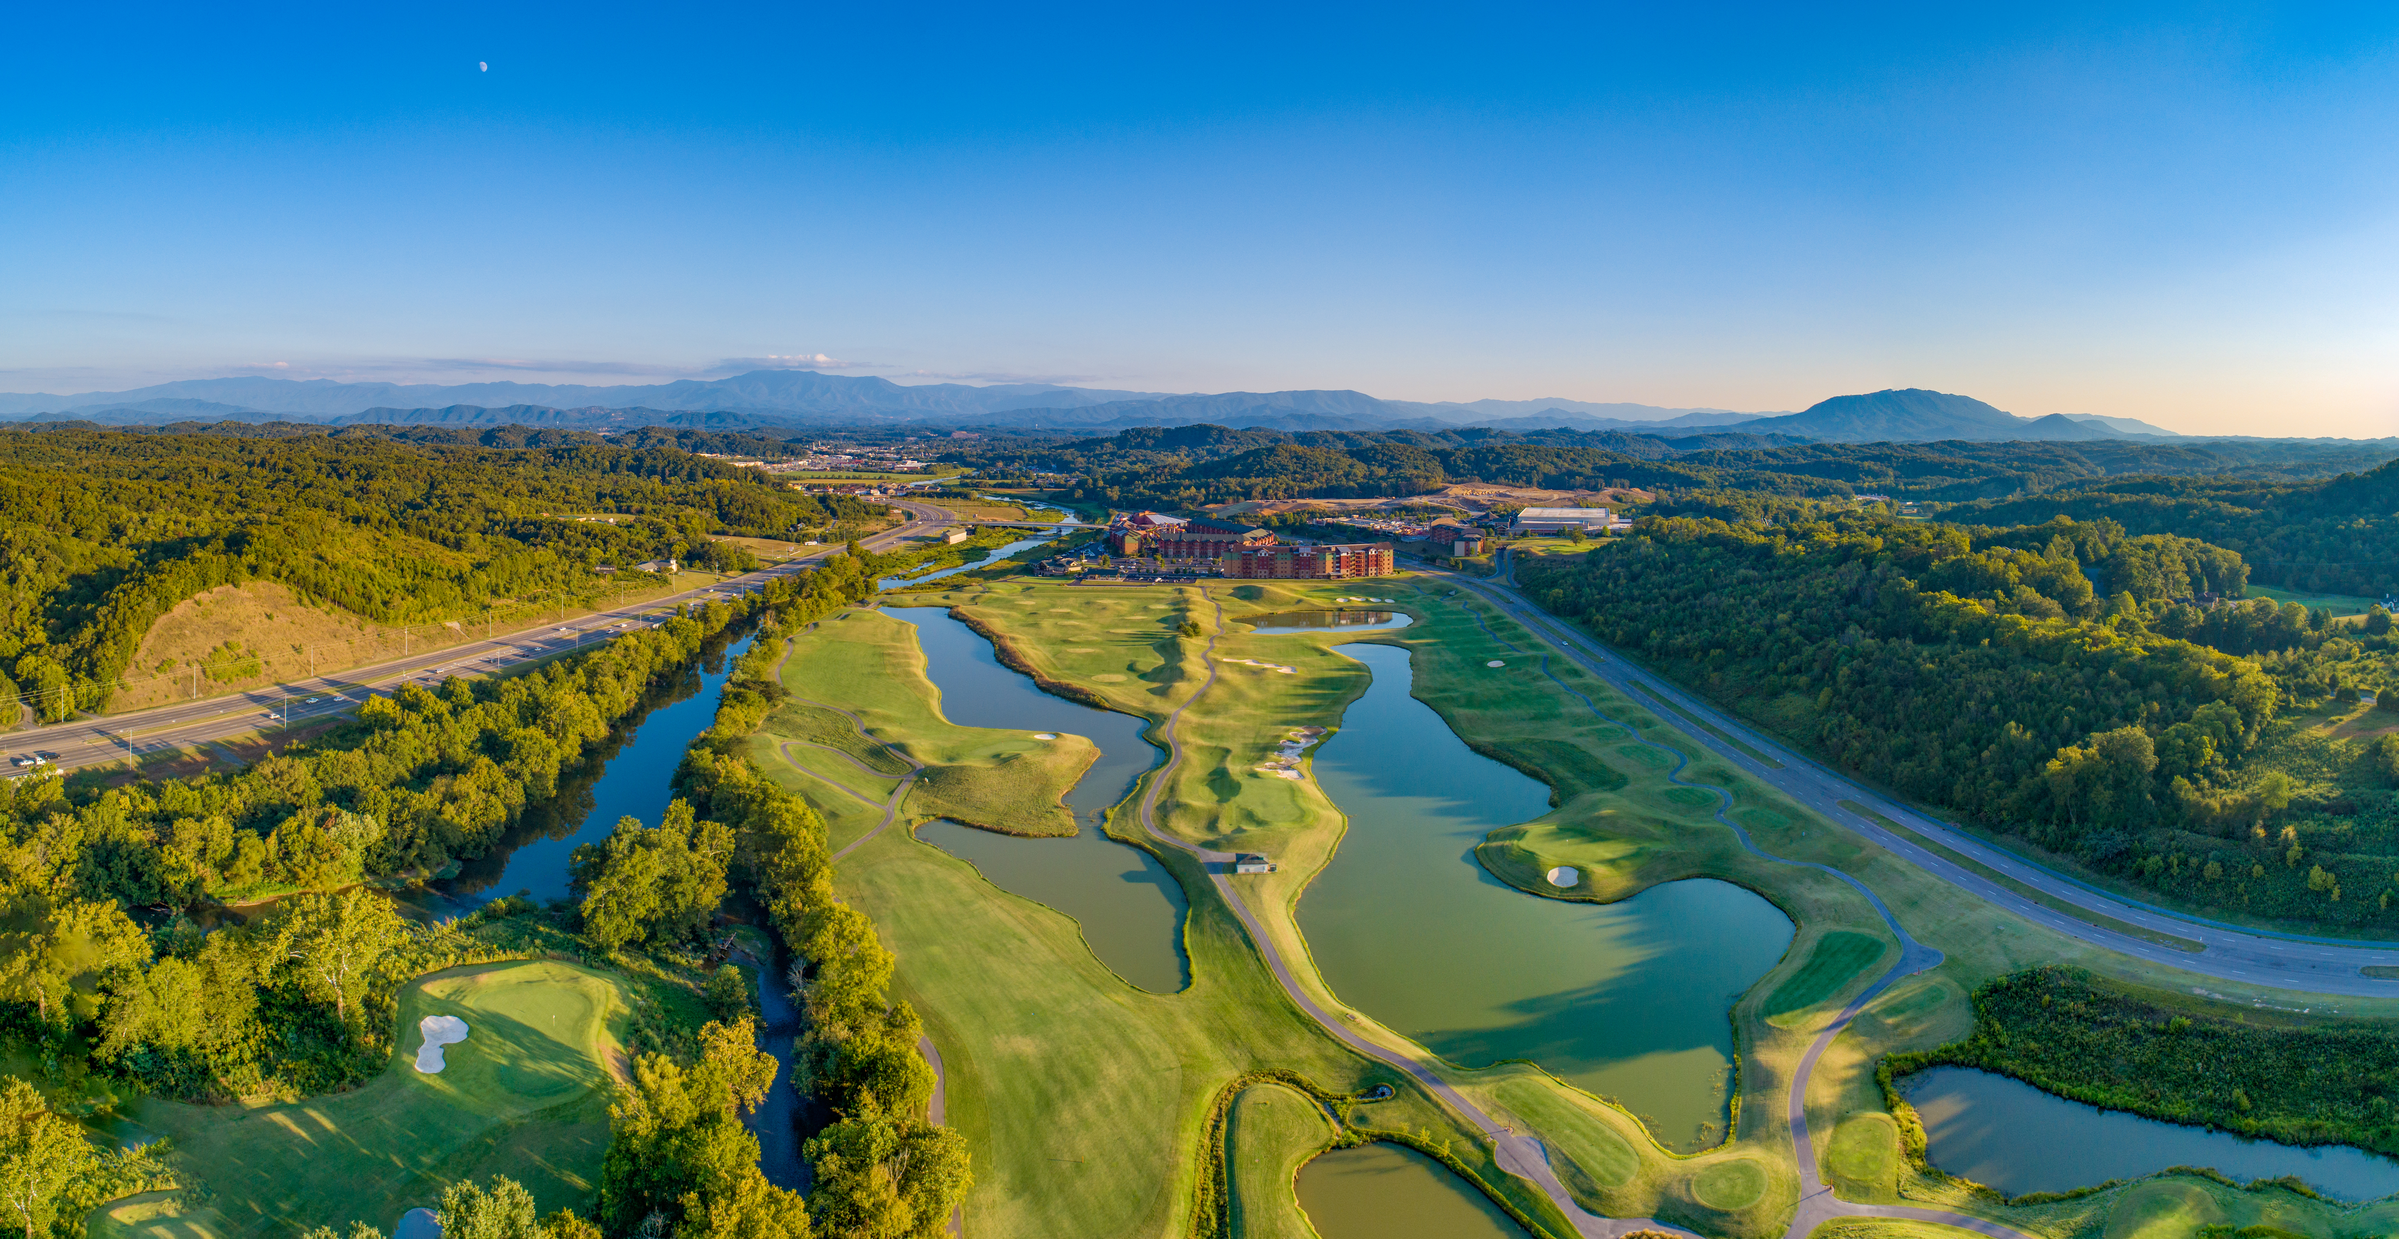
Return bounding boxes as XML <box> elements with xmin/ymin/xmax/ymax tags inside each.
<box><xmin>428</xmin><ymin>632</ymin><xmax>757</xmax><ymax>905</ymax></box>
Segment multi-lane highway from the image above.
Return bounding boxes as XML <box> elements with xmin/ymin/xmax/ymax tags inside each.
<box><xmin>1440</xmin><ymin>553</ymin><xmax>2399</xmax><ymax>996</ymax></box>
<box><xmin>2</xmin><ymin>500</ymin><xmax>955</xmax><ymax>776</ymax></box>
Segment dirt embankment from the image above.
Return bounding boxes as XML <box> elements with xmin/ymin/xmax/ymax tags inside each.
<box><xmin>114</xmin><ymin>582</ymin><xmax>416</xmax><ymax>710</ymax></box>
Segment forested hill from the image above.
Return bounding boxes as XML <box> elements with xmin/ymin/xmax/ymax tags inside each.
<box><xmin>1518</xmin><ymin>511</ymin><xmax>2399</xmax><ymax>932</ymax></box>
<box><xmin>0</xmin><ymin>428</ymin><xmax>875</xmax><ymax>718</ymax></box>
<box><xmin>941</xmin><ymin>423</ymin><xmax>2399</xmax><ymax>509</ymax></box>
<box><xmin>1953</xmin><ymin>458</ymin><xmax>2399</xmax><ymax>599</ymax></box>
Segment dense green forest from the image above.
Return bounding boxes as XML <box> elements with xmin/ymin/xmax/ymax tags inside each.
<box><xmin>4</xmin><ymin>548</ymin><xmax>962</xmax><ymax>1236</ymax></box>
<box><xmin>1516</xmin><ymin>512</ymin><xmax>2399</xmax><ymax>929</ymax></box>
<box><xmin>928</xmin><ymin>423</ymin><xmax>2396</xmax><ymax>510</ymax></box>
<box><xmin>1890</xmin><ymin>967</ymin><xmax>2399</xmax><ymax>1159</ymax></box>
<box><xmin>1955</xmin><ymin>460</ymin><xmax>2399</xmax><ymax>599</ymax></box>
<box><xmin>0</xmin><ymin>428</ymin><xmax>878</xmax><ymax>718</ymax></box>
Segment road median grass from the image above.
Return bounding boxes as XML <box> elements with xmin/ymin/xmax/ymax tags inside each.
<box><xmin>1838</xmin><ymin>800</ymin><xmax>2205</xmax><ymax>954</ymax></box>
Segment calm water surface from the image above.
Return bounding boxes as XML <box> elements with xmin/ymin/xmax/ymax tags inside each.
<box><xmin>1300</xmin><ymin>642</ymin><xmax>1793</xmax><ymax>1149</ymax></box>
<box><xmin>1246</xmin><ymin>609</ymin><xmax>1414</xmax><ymax>634</ymax></box>
<box><xmin>426</xmin><ymin>633</ymin><xmax>757</xmax><ymax>905</ymax></box>
<box><xmin>883</xmin><ymin>607</ymin><xmax>1188</xmax><ymax>993</ymax></box>
<box><xmin>1295</xmin><ymin>1144</ymin><xmax>1527</xmax><ymax>1239</ymax></box>
<box><xmin>1907</xmin><ymin>1067</ymin><xmax>2399</xmax><ymax>1201</ymax></box>
<box><xmin>876</xmin><ymin>502</ymin><xmax>1082</xmax><ymax>591</ymax></box>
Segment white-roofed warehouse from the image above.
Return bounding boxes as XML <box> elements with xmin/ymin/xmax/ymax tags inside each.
<box><xmin>1508</xmin><ymin>507</ymin><xmax>1629</xmax><ymax>534</ymax></box>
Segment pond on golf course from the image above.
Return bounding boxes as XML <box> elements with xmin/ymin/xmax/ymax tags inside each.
<box><xmin>882</xmin><ymin>607</ymin><xmax>1190</xmax><ymax>994</ymax></box>
<box><xmin>1295</xmin><ymin>1143</ymin><xmax>1527</xmax><ymax>1238</ymax></box>
<box><xmin>1300</xmin><ymin>642</ymin><xmax>1794</xmax><ymax>1150</ymax></box>
<box><xmin>1905</xmin><ymin>1067</ymin><xmax>2399</xmax><ymax>1201</ymax></box>
<box><xmin>1245</xmin><ymin>609</ymin><xmax>1414</xmax><ymax>634</ymax></box>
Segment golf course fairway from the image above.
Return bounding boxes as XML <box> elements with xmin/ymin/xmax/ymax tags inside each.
<box><xmin>91</xmin><ymin>959</ymin><xmax>628</xmax><ymax>1239</ymax></box>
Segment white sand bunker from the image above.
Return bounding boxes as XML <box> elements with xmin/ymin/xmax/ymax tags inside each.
<box><xmin>1223</xmin><ymin>657</ymin><xmax>1297</xmax><ymax>674</ymax></box>
<box><xmin>415</xmin><ymin>1015</ymin><xmax>470</xmax><ymax>1073</ymax></box>
<box><xmin>1252</xmin><ymin>727</ymin><xmax>1326</xmax><ymax>781</ymax></box>
<box><xmin>1032</xmin><ymin>733</ymin><xmax>1058</xmax><ymax>739</ymax></box>
<box><xmin>1487</xmin><ymin>659</ymin><xmax>1506</xmax><ymax>668</ymax></box>
<box><xmin>1547</xmin><ymin>866</ymin><xmax>1579</xmax><ymax>887</ymax></box>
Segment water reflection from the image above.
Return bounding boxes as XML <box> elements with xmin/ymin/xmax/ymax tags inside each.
<box><xmin>1907</xmin><ymin>1067</ymin><xmax>2399</xmax><ymax>1201</ymax></box>
<box><xmin>1246</xmin><ymin>610</ymin><xmax>1414</xmax><ymax>634</ymax></box>
<box><xmin>1299</xmin><ymin>642</ymin><xmax>1792</xmax><ymax>1148</ymax></box>
<box><xmin>881</xmin><ymin>608</ymin><xmax>1189</xmax><ymax>992</ymax></box>
<box><xmin>1296</xmin><ymin>1144</ymin><xmax>1527</xmax><ymax>1239</ymax></box>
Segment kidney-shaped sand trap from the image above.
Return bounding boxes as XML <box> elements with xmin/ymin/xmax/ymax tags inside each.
<box><xmin>1546</xmin><ymin>866</ymin><xmax>1579</xmax><ymax>887</ymax></box>
<box><xmin>414</xmin><ymin>1014</ymin><xmax>470</xmax><ymax>1073</ymax></box>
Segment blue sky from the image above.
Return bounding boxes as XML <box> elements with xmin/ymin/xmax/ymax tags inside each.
<box><xmin>6</xmin><ymin>2</ymin><xmax>2399</xmax><ymax>434</ymax></box>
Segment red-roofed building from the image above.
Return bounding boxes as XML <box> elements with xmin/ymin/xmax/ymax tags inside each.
<box><xmin>1113</xmin><ymin>514</ymin><xmax>1274</xmax><ymax>559</ymax></box>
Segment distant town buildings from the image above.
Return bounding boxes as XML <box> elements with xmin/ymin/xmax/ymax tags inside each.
<box><xmin>1509</xmin><ymin>507</ymin><xmax>1630</xmax><ymax>535</ymax></box>
<box><xmin>1425</xmin><ymin>524</ymin><xmax>1485</xmax><ymax>557</ymax></box>
<box><xmin>1225</xmin><ymin>543</ymin><xmax>1395</xmax><ymax>579</ymax></box>
<box><xmin>1101</xmin><ymin>511</ymin><xmax>1396</xmax><ymax>579</ymax></box>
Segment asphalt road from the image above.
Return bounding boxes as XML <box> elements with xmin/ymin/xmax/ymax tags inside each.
<box><xmin>2</xmin><ymin>500</ymin><xmax>957</xmax><ymax>778</ymax></box>
<box><xmin>1435</xmin><ymin>554</ymin><xmax>2399</xmax><ymax>999</ymax></box>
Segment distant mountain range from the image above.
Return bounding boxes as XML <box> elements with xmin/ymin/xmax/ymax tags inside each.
<box><xmin>0</xmin><ymin>370</ymin><xmax>2211</xmax><ymax>442</ymax></box>
<box><xmin>1733</xmin><ymin>390</ymin><xmax>2182</xmax><ymax>442</ymax></box>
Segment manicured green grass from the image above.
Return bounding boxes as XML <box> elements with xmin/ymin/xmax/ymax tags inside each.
<box><xmin>92</xmin><ymin>960</ymin><xmax>626</xmax><ymax>1239</ymax></box>
<box><xmin>1824</xmin><ymin>1114</ymin><xmax>1897</xmax><ymax>1198</ymax></box>
<box><xmin>1691</xmin><ymin>1158</ymin><xmax>1767</xmax><ymax>1210</ymax></box>
<box><xmin>2101</xmin><ymin>1180</ymin><xmax>2226</xmax><ymax>1239</ymax></box>
<box><xmin>1486</xmin><ymin>1076</ymin><xmax>1639</xmax><ymax>1194</ymax></box>
<box><xmin>1761</xmin><ymin>931</ymin><xmax>1889</xmax><ymax>1022</ymax></box>
<box><xmin>2246</xmin><ymin>583</ymin><xmax>2382</xmax><ymax>619</ymax></box>
<box><xmin>771</xmin><ymin>700</ymin><xmax>914</xmax><ymax>776</ymax></box>
<box><xmin>763</xmin><ymin>573</ymin><xmax>2399</xmax><ymax>1239</ymax></box>
<box><xmin>762</xmin><ymin>599</ymin><xmax>1580</xmax><ymax>1238</ymax></box>
<box><xmin>1228</xmin><ymin>1083</ymin><xmax>1339</xmax><ymax>1239</ymax></box>
<box><xmin>775</xmin><ymin>609</ymin><xmax>1096</xmax><ymax>836</ymax></box>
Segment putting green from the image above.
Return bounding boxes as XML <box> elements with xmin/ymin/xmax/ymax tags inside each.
<box><xmin>91</xmin><ymin>959</ymin><xmax>627</xmax><ymax>1239</ymax></box>
<box><xmin>1692</xmin><ymin>1158</ymin><xmax>1768</xmax><ymax>1211</ymax></box>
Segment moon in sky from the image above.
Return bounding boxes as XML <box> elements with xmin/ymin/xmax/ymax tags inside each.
<box><xmin>478</xmin><ymin>61</ymin><xmax>488</xmax><ymax>72</ymax></box>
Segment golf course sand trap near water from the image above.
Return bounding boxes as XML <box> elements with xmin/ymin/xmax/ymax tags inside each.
<box><xmin>1547</xmin><ymin>866</ymin><xmax>1579</xmax><ymax>887</ymax></box>
<box><xmin>415</xmin><ymin>1014</ymin><xmax>470</xmax><ymax>1072</ymax></box>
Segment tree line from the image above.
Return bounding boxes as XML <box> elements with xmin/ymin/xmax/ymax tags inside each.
<box><xmin>928</xmin><ymin>422</ymin><xmax>2393</xmax><ymax>512</ymax></box>
<box><xmin>1516</xmin><ymin>511</ymin><xmax>2399</xmax><ymax>929</ymax></box>
<box><xmin>6</xmin><ymin>549</ymin><xmax>919</xmax><ymax>1236</ymax></box>
<box><xmin>0</xmin><ymin>427</ymin><xmax>876</xmax><ymax>717</ymax></box>
<box><xmin>1956</xmin><ymin>457</ymin><xmax>2399</xmax><ymax>599</ymax></box>
<box><xmin>1888</xmin><ymin>967</ymin><xmax>2399</xmax><ymax>1158</ymax></box>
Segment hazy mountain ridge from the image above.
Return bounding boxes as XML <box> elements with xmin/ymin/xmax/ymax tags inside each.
<box><xmin>0</xmin><ymin>370</ymin><xmax>1784</xmax><ymax>432</ymax></box>
<box><xmin>0</xmin><ymin>371</ymin><xmax>2317</xmax><ymax>444</ymax></box>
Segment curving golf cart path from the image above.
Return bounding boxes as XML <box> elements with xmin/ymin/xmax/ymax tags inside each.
<box><xmin>1122</xmin><ymin>597</ymin><xmax>2028</xmax><ymax>1239</ymax></box>
<box><xmin>788</xmin><ymin>689</ymin><xmax>922</xmax><ymax>864</ymax></box>
<box><xmin>1448</xmin><ymin>595</ymin><xmax>2031</xmax><ymax>1239</ymax></box>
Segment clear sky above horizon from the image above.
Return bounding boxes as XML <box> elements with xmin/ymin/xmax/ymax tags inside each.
<box><xmin>7</xmin><ymin>2</ymin><xmax>2399</xmax><ymax>435</ymax></box>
